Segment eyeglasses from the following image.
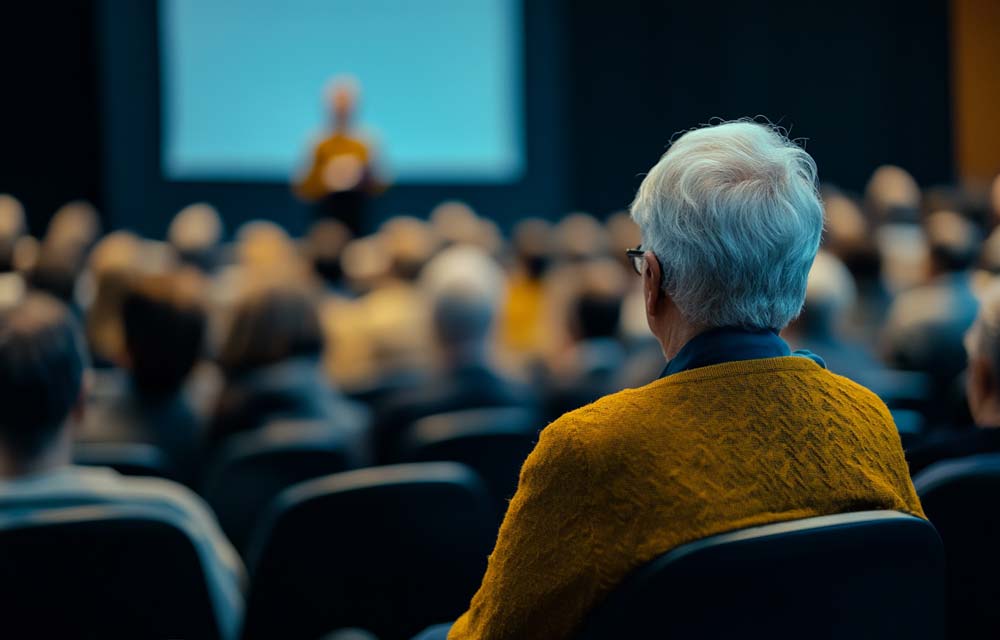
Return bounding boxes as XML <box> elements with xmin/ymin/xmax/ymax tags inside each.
<box><xmin>625</xmin><ymin>245</ymin><xmax>646</xmax><ymax>275</ymax></box>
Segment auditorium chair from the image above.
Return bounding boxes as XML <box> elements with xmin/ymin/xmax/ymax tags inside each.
<box><xmin>0</xmin><ymin>503</ymin><xmax>232</xmax><ymax>639</ymax></box>
<box><xmin>575</xmin><ymin>510</ymin><xmax>944</xmax><ymax>639</ymax></box>
<box><xmin>202</xmin><ymin>419</ymin><xmax>363</xmax><ymax>553</ymax></box>
<box><xmin>73</xmin><ymin>441</ymin><xmax>176</xmax><ymax>480</ymax></box>
<box><xmin>914</xmin><ymin>453</ymin><xmax>1000</xmax><ymax>639</ymax></box>
<box><xmin>241</xmin><ymin>462</ymin><xmax>496</xmax><ymax>640</ymax></box>
<box><xmin>396</xmin><ymin>406</ymin><xmax>538</xmax><ymax>515</ymax></box>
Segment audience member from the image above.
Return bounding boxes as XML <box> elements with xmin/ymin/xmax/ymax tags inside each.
<box><xmin>81</xmin><ymin>272</ymin><xmax>208</xmax><ymax>485</ymax></box>
<box><xmin>208</xmin><ymin>282</ymin><xmax>369</xmax><ymax>459</ymax></box>
<box><xmin>168</xmin><ymin>202</ymin><xmax>224</xmax><ymax>273</ymax></box>
<box><xmin>372</xmin><ymin>246</ymin><xmax>530</xmax><ymax>462</ymax></box>
<box><xmin>883</xmin><ymin>210</ymin><xmax>981</xmax><ymax>421</ymax></box>
<box><xmin>446</xmin><ymin>121</ymin><xmax>924</xmax><ymax>640</ymax></box>
<box><xmin>784</xmin><ymin>250</ymin><xmax>886</xmax><ymax>387</ymax></box>
<box><xmin>0</xmin><ymin>293</ymin><xmax>244</xmax><ymax>637</ymax></box>
<box><xmin>907</xmin><ymin>281</ymin><xmax>1000</xmax><ymax>474</ymax></box>
<box><xmin>542</xmin><ymin>258</ymin><xmax>628</xmax><ymax>420</ymax></box>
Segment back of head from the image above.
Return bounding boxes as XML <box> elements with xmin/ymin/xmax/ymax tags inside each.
<box><xmin>422</xmin><ymin>246</ymin><xmax>505</xmax><ymax>352</ymax></box>
<box><xmin>168</xmin><ymin>202</ymin><xmax>223</xmax><ymax>270</ymax></box>
<box><xmin>630</xmin><ymin>120</ymin><xmax>824</xmax><ymax>330</ymax></box>
<box><xmin>218</xmin><ymin>284</ymin><xmax>323</xmax><ymax>376</ymax></box>
<box><xmin>572</xmin><ymin>259</ymin><xmax>626</xmax><ymax>340</ymax></box>
<box><xmin>799</xmin><ymin>250</ymin><xmax>857</xmax><ymax>337</ymax></box>
<box><xmin>0</xmin><ymin>294</ymin><xmax>87</xmax><ymax>462</ymax></box>
<box><xmin>122</xmin><ymin>272</ymin><xmax>207</xmax><ymax>396</ymax></box>
<box><xmin>0</xmin><ymin>194</ymin><xmax>26</xmax><ymax>272</ymax></box>
<box><xmin>865</xmin><ymin>165</ymin><xmax>921</xmax><ymax>223</ymax></box>
<box><xmin>925</xmin><ymin>210</ymin><xmax>981</xmax><ymax>274</ymax></box>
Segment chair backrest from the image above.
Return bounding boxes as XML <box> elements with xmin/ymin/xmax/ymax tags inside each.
<box><xmin>73</xmin><ymin>441</ymin><xmax>175</xmax><ymax>480</ymax></box>
<box><xmin>914</xmin><ymin>453</ymin><xmax>1000</xmax><ymax>638</ymax></box>
<box><xmin>576</xmin><ymin>511</ymin><xmax>944</xmax><ymax>640</ymax></box>
<box><xmin>0</xmin><ymin>503</ymin><xmax>226</xmax><ymax>639</ymax></box>
<box><xmin>202</xmin><ymin>419</ymin><xmax>360</xmax><ymax>553</ymax></box>
<box><xmin>397</xmin><ymin>407</ymin><xmax>538</xmax><ymax>514</ymax></box>
<box><xmin>242</xmin><ymin>462</ymin><xmax>497</xmax><ymax>640</ymax></box>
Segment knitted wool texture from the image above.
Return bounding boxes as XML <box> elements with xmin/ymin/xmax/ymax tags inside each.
<box><xmin>449</xmin><ymin>356</ymin><xmax>925</xmax><ymax>640</ymax></box>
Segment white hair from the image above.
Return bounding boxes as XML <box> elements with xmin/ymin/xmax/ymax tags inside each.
<box><xmin>630</xmin><ymin>120</ymin><xmax>823</xmax><ymax>329</ymax></box>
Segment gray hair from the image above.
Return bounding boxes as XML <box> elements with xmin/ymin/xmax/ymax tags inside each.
<box><xmin>630</xmin><ymin>120</ymin><xmax>823</xmax><ymax>330</ymax></box>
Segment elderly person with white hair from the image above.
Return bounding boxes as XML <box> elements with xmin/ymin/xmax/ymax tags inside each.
<box><xmin>442</xmin><ymin>121</ymin><xmax>924</xmax><ymax>640</ymax></box>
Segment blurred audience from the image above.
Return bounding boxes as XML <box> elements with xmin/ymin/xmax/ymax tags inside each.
<box><xmin>208</xmin><ymin>282</ymin><xmax>369</xmax><ymax>459</ymax></box>
<box><xmin>907</xmin><ymin>282</ymin><xmax>1000</xmax><ymax>474</ymax></box>
<box><xmin>0</xmin><ymin>293</ymin><xmax>244</xmax><ymax>637</ymax></box>
<box><xmin>883</xmin><ymin>210</ymin><xmax>981</xmax><ymax>421</ymax></box>
<box><xmin>81</xmin><ymin>271</ymin><xmax>208</xmax><ymax>485</ymax></box>
<box><xmin>372</xmin><ymin>246</ymin><xmax>530</xmax><ymax>462</ymax></box>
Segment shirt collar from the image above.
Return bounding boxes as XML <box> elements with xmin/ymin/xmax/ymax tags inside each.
<box><xmin>660</xmin><ymin>327</ymin><xmax>824</xmax><ymax>378</ymax></box>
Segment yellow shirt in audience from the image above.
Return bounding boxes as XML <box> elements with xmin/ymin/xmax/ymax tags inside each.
<box><xmin>449</xmin><ymin>356</ymin><xmax>924</xmax><ymax>639</ymax></box>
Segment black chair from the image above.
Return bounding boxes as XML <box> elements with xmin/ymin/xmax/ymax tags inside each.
<box><xmin>914</xmin><ymin>453</ymin><xmax>1000</xmax><ymax>639</ymax></box>
<box><xmin>397</xmin><ymin>407</ymin><xmax>538</xmax><ymax>514</ymax></box>
<box><xmin>73</xmin><ymin>441</ymin><xmax>175</xmax><ymax>480</ymax></box>
<box><xmin>202</xmin><ymin>419</ymin><xmax>362</xmax><ymax>554</ymax></box>
<box><xmin>242</xmin><ymin>462</ymin><xmax>497</xmax><ymax>640</ymax></box>
<box><xmin>576</xmin><ymin>510</ymin><xmax>944</xmax><ymax>640</ymax></box>
<box><xmin>0</xmin><ymin>503</ymin><xmax>232</xmax><ymax>639</ymax></box>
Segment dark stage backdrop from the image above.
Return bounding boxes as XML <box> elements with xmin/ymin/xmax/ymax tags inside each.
<box><xmin>0</xmin><ymin>0</ymin><xmax>952</xmax><ymax>238</ymax></box>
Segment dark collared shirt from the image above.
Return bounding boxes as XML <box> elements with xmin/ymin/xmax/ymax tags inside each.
<box><xmin>661</xmin><ymin>327</ymin><xmax>825</xmax><ymax>378</ymax></box>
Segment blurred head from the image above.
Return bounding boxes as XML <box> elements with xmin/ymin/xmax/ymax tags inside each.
<box><xmin>795</xmin><ymin>250</ymin><xmax>857</xmax><ymax>338</ymax></box>
<box><xmin>0</xmin><ymin>294</ymin><xmax>88</xmax><ymax>474</ymax></box>
<box><xmin>327</xmin><ymin>76</ymin><xmax>359</xmax><ymax>129</ymax></box>
<box><xmin>421</xmin><ymin>246</ymin><xmax>505</xmax><ymax>361</ymax></box>
<box><xmin>379</xmin><ymin>216</ymin><xmax>439</xmax><ymax>281</ymax></box>
<box><xmin>925</xmin><ymin>210</ymin><xmax>981</xmax><ymax>275</ymax></box>
<box><xmin>964</xmin><ymin>282</ymin><xmax>1000</xmax><ymax>426</ymax></box>
<box><xmin>865</xmin><ymin>165</ymin><xmax>921</xmax><ymax>223</ymax></box>
<box><xmin>571</xmin><ymin>259</ymin><xmax>626</xmax><ymax>341</ymax></box>
<box><xmin>218</xmin><ymin>284</ymin><xmax>323</xmax><ymax>376</ymax></box>
<box><xmin>122</xmin><ymin>272</ymin><xmax>207</xmax><ymax>396</ymax></box>
<box><xmin>555</xmin><ymin>213</ymin><xmax>608</xmax><ymax>262</ymax></box>
<box><xmin>512</xmin><ymin>217</ymin><xmax>553</xmax><ymax>279</ymax></box>
<box><xmin>0</xmin><ymin>194</ymin><xmax>26</xmax><ymax>272</ymax></box>
<box><xmin>304</xmin><ymin>219</ymin><xmax>353</xmax><ymax>285</ymax></box>
<box><xmin>168</xmin><ymin>202</ymin><xmax>223</xmax><ymax>270</ymax></box>
<box><xmin>630</xmin><ymin>120</ymin><xmax>823</xmax><ymax>354</ymax></box>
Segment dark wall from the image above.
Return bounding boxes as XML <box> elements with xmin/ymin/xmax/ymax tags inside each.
<box><xmin>566</xmin><ymin>0</ymin><xmax>954</xmax><ymax>214</ymax></box>
<box><xmin>0</xmin><ymin>2</ymin><xmax>102</xmax><ymax>234</ymax></box>
<box><xmin>1</xmin><ymin>1</ymin><xmax>953</xmax><ymax>237</ymax></box>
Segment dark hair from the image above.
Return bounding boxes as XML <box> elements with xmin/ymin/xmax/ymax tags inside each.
<box><xmin>573</xmin><ymin>292</ymin><xmax>622</xmax><ymax>340</ymax></box>
<box><xmin>217</xmin><ymin>284</ymin><xmax>323</xmax><ymax>376</ymax></box>
<box><xmin>0</xmin><ymin>294</ymin><xmax>88</xmax><ymax>459</ymax></box>
<box><xmin>122</xmin><ymin>272</ymin><xmax>206</xmax><ymax>396</ymax></box>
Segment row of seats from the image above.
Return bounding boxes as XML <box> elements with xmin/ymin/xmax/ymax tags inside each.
<box><xmin>59</xmin><ymin>410</ymin><xmax>1000</xmax><ymax>639</ymax></box>
<box><xmin>0</xmin><ymin>471</ymin><xmax>957</xmax><ymax>640</ymax></box>
<box><xmin>73</xmin><ymin>407</ymin><xmax>539</xmax><ymax>554</ymax></box>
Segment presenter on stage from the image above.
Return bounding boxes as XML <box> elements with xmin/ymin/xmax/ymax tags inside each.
<box><xmin>294</xmin><ymin>77</ymin><xmax>385</xmax><ymax>233</ymax></box>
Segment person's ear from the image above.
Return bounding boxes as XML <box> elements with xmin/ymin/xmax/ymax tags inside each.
<box><xmin>967</xmin><ymin>356</ymin><xmax>994</xmax><ymax>424</ymax></box>
<box><xmin>642</xmin><ymin>251</ymin><xmax>663</xmax><ymax>317</ymax></box>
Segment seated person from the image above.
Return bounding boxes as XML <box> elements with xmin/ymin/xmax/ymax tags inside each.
<box><xmin>882</xmin><ymin>210</ymin><xmax>981</xmax><ymax>424</ymax></box>
<box><xmin>542</xmin><ymin>259</ymin><xmax>628</xmax><ymax>421</ymax></box>
<box><xmin>0</xmin><ymin>293</ymin><xmax>244</xmax><ymax>637</ymax></box>
<box><xmin>207</xmin><ymin>283</ymin><xmax>369</xmax><ymax>460</ymax></box>
<box><xmin>80</xmin><ymin>271</ymin><xmax>207</xmax><ymax>485</ymax></box>
<box><xmin>373</xmin><ymin>250</ymin><xmax>531</xmax><ymax>462</ymax></box>
<box><xmin>907</xmin><ymin>282</ymin><xmax>1000</xmax><ymax>474</ymax></box>
<box><xmin>446</xmin><ymin>121</ymin><xmax>924</xmax><ymax>639</ymax></box>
